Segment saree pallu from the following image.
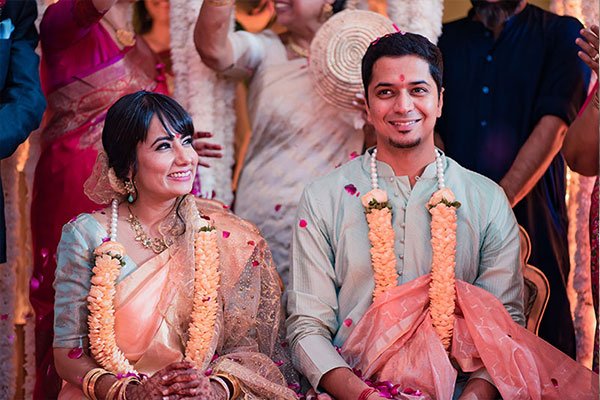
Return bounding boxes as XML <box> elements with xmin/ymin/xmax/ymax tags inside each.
<box><xmin>55</xmin><ymin>199</ymin><xmax>297</xmax><ymax>399</ymax></box>
<box><xmin>342</xmin><ymin>274</ymin><xmax>599</xmax><ymax>400</ymax></box>
<box><xmin>31</xmin><ymin>43</ymin><xmax>164</xmax><ymax>398</ymax></box>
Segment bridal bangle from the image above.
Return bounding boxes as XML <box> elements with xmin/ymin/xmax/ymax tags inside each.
<box><xmin>105</xmin><ymin>375</ymin><xmax>141</xmax><ymax>400</ymax></box>
<box><xmin>213</xmin><ymin>373</ymin><xmax>241</xmax><ymax>399</ymax></box>
<box><xmin>82</xmin><ymin>368</ymin><xmax>112</xmax><ymax>400</ymax></box>
<box><xmin>209</xmin><ymin>375</ymin><xmax>231</xmax><ymax>399</ymax></box>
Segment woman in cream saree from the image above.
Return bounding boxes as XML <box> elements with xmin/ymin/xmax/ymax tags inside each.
<box><xmin>53</xmin><ymin>92</ymin><xmax>297</xmax><ymax>399</ymax></box>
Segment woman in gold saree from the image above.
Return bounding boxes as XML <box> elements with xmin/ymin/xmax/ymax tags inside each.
<box><xmin>52</xmin><ymin>91</ymin><xmax>297</xmax><ymax>399</ymax></box>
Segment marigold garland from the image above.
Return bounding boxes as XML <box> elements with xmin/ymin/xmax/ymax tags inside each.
<box><xmin>88</xmin><ymin>222</ymin><xmax>221</xmax><ymax>374</ymax></box>
<box><xmin>363</xmin><ymin>150</ymin><xmax>460</xmax><ymax>351</ymax></box>
<box><xmin>427</xmin><ymin>189</ymin><xmax>460</xmax><ymax>351</ymax></box>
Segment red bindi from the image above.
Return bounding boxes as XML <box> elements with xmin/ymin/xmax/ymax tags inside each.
<box><xmin>399</xmin><ymin>74</ymin><xmax>405</xmax><ymax>82</ymax></box>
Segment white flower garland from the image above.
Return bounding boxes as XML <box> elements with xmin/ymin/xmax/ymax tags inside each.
<box><xmin>386</xmin><ymin>0</ymin><xmax>444</xmax><ymax>44</ymax></box>
<box><xmin>170</xmin><ymin>0</ymin><xmax>236</xmax><ymax>206</ymax></box>
<box><xmin>88</xmin><ymin>200</ymin><xmax>221</xmax><ymax>374</ymax></box>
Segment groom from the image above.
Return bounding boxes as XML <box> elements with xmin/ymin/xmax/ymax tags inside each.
<box><xmin>286</xmin><ymin>32</ymin><xmax>524</xmax><ymax>399</ymax></box>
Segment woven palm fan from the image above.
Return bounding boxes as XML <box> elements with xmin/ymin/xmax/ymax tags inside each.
<box><xmin>310</xmin><ymin>9</ymin><xmax>396</xmax><ymax>110</ymax></box>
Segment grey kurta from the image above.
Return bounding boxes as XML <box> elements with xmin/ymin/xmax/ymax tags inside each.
<box><xmin>286</xmin><ymin>148</ymin><xmax>524</xmax><ymax>388</ymax></box>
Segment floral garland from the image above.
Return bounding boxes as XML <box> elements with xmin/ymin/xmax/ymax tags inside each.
<box><xmin>361</xmin><ymin>148</ymin><xmax>460</xmax><ymax>351</ymax></box>
<box><xmin>87</xmin><ymin>200</ymin><xmax>221</xmax><ymax>374</ymax></box>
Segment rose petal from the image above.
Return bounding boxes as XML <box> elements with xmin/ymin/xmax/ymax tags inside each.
<box><xmin>274</xmin><ymin>204</ymin><xmax>282</xmax><ymax>212</ymax></box>
<box><xmin>222</xmin><ymin>231</ymin><xmax>230</xmax><ymax>238</ymax></box>
<box><xmin>274</xmin><ymin>360</ymin><xmax>284</xmax><ymax>366</ymax></box>
<box><xmin>247</xmin><ymin>240</ymin><xmax>255</xmax><ymax>246</ymax></box>
<box><xmin>298</xmin><ymin>219</ymin><xmax>308</xmax><ymax>228</ymax></box>
<box><xmin>222</xmin><ymin>204</ymin><xmax>229</xmax><ymax>209</ymax></box>
<box><xmin>344</xmin><ymin>184</ymin><xmax>357</xmax><ymax>195</ymax></box>
<box><xmin>0</xmin><ymin>314</ymin><xmax>8</xmax><ymax>321</ymax></box>
<box><xmin>551</xmin><ymin>378</ymin><xmax>558</xmax><ymax>387</ymax></box>
<box><xmin>349</xmin><ymin>151</ymin><xmax>359</xmax><ymax>160</ymax></box>
<box><xmin>68</xmin><ymin>347</ymin><xmax>84</xmax><ymax>359</ymax></box>
<box><xmin>343</xmin><ymin>318</ymin><xmax>353</xmax><ymax>327</ymax></box>
<box><xmin>102</xmin><ymin>237</ymin><xmax>110</xmax><ymax>243</ymax></box>
<box><xmin>252</xmin><ymin>260</ymin><xmax>259</xmax><ymax>267</ymax></box>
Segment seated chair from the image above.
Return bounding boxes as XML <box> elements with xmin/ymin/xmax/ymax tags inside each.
<box><xmin>519</xmin><ymin>225</ymin><xmax>550</xmax><ymax>335</ymax></box>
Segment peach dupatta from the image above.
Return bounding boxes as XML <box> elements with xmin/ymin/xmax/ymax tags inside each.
<box><xmin>342</xmin><ymin>274</ymin><xmax>599</xmax><ymax>400</ymax></box>
<box><xmin>58</xmin><ymin>250</ymin><xmax>186</xmax><ymax>399</ymax></box>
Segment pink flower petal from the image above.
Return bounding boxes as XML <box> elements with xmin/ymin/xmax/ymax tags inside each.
<box><xmin>551</xmin><ymin>378</ymin><xmax>558</xmax><ymax>387</ymax></box>
<box><xmin>68</xmin><ymin>347</ymin><xmax>83</xmax><ymax>359</ymax></box>
<box><xmin>274</xmin><ymin>204</ymin><xmax>282</xmax><ymax>212</ymax></box>
<box><xmin>274</xmin><ymin>360</ymin><xmax>284</xmax><ymax>366</ymax></box>
<box><xmin>247</xmin><ymin>240</ymin><xmax>255</xmax><ymax>246</ymax></box>
<box><xmin>204</xmin><ymin>368</ymin><xmax>213</xmax><ymax>376</ymax></box>
<box><xmin>298</xmin><ymin>219</ymin><xmax>308</xmax><ymax>228</ymax></box>
<box><xmin>222</xmin><ymin>204</ymin><xmax>229</xmax><ymax>209</ymax></box>
<box><xmin>0</xmin><ymin>314</ymin><xmax>7</xmax><ymax>321</ymax></box>
<box><xmin>349</xmin><ymin>151</ymin><xmax>359</xmax><ymax>160</ymax></box>
<box><xmin>343</xmin><ymin>318</ymin><xmax>353</xmax><ymax>327</ymax></box>
<box><xmin>252</xmin><ymin>260</ymin><xmax>259</xmax><ymax>267</ymax></box>
<box><xmin>222</xmin><ymin>231</ymin><xmax>230</xmax><ymax>238</ymax></box>
<box><xmin>344</xmin><ymin>184</ymin><xmax>357</xmax><ymax>195</ymax></box>
<box><xmin>102</xmin><ymin>237</ymin><xmax>110</xmax><ymax>243</ymax></box>
<box><xmin>211</xmin><ymin>353</ymin><xmax>219</xmax><ymax>362</ymax></box>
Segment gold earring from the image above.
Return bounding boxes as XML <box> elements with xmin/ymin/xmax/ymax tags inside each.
<box><xmin>319</xmin><ymin>2</ymin><xmax>333</xmax><ymax>22</ymax></box>
<box><xmin>124</xmin><ymin>179</ymin><xmax>135</xmax><ymax>203</ymax></box>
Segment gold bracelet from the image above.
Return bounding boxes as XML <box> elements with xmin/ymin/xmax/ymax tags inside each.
<box><xmin>205</xmin><ymin>0</ymin><xmax>234</xmax><ymax>6</ymax></box>
<box><xmin>215</xmin><ymin>373</ymin><xmax>241</xmax><ymax>399</ymax></box>
<box><xmin>105</xmin><ymin>379</ymin><xmax>122</xmax><ymax>400</ymax></box>
<box><xmin>117</xmin><ymin>376</ymin><xmax>141</xmax><ymax>400</ymax></box>
<box><xmin>209</xmin><ymin>375</ymin><xmax>231</xmax><ymax>399</ymax></box>
<box><xmin>82</xmin><ymin>368</ymin><xmax>109</xmax><ymax>400</ymax></box>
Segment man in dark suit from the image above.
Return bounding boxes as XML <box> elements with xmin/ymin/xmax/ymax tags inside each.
<box><xmin>0</xmin><ymin>0</ymin><xmax>45</xmax><ymax>263</ymax></box>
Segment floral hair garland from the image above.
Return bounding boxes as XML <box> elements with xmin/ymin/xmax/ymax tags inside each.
<box><xmin>362</xmin><ymin>148</ymin><xmax>461</xmax><ymax>351</ymax></box>
<box><xmin>87</xmin><ymin>199</ymin><xmax>221</xmax><ymax>374</ymax></box>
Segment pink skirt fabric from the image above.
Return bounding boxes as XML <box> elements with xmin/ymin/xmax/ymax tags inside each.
<box><xmin>342</xmin><ymin>274</ymin><xmax>598</xmax><ymax>400</ymax></box>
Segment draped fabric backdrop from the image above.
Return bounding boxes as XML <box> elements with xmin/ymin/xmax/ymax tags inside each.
<box><xmin>550</xmin><ymin>0</ymin><xmax>598</xmax><ymax>369</ymax></box>
<box><xmin>170</xmin><ymin>0</ymin><xmax>237</xmax><ymax>206</ymax></box>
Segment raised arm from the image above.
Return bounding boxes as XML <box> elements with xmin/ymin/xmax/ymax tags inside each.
<box><xmin>194</xmin><ymin>0</ymin><xmax>235</xmax><ymax>71</ymax></box>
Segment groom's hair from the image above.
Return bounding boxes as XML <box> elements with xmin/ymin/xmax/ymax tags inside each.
<box><xmin>361</xmin><ymin>32</ymin><xmax>443</xmax><ymax>102</ymax></box>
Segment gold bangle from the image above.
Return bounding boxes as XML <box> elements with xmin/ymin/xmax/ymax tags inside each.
<box><xmin>215</xmin><ymin>373</ymin><xmax>241</xmax><ymax>399</ymax></box>
<box><xmin>209</xmin><ymin>375</ymin><xmax>231</xmax><ymax>399</ymax></box>
<box><xmin>117</xmin><ymin>376</ymin><xmax>141</xmax><ymax>400</ymax></box>
<box><xmin>105</xmin><ymin>379</ymin><xmax>122</xmax><ymax>400</ymax></box>
<box><xmin>205</xmin><ymin>0</ymin><xmax>233</xmax><ymax>6</ymax></box>
<box><xmin>82</xmin><ymin>368</ymin><xmax>109</xmax><ymax>400</ymax></box>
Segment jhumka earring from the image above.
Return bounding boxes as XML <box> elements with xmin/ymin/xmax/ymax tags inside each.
<box><xmin>124</xmin><ymin>179</ymin><xmax>135</xmax><ymax>203</ymax></box>
<box><xmin>320</xmin><ymin>2</ymin><xmax>333</xmax><ymax>22</ymax></box>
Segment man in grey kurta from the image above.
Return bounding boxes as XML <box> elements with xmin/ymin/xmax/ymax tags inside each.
<box><xmin>286</xmin><ymin>31</ymin><xmax>524</xmax><ymax>399</ymax></box>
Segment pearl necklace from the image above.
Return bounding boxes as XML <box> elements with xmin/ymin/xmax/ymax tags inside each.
<box><xmin>369</xmin><ymin>148</ymin><xmax>445</xmax><ymax>190</ymax></box>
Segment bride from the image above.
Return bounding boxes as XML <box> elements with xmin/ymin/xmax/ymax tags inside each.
<box><xmin>52</xmin><ymin>91</ymin><xmax>298</xmax><ymax>399</ymax></box>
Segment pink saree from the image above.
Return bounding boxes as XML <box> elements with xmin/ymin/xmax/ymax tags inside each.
<box><xmin>342</xmin><ymin>274</ymin><xmax>599</xmax><ymax>400</ymax></box>
<box><xmin>30</xmin><ymin>1</ymin><xmax>168</xmax><ymax>397</ymax></box>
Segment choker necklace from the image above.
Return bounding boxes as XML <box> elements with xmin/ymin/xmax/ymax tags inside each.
<box><xmin>362</xmin><ymin>148</ymin><xmax>460</xmax><ymax>352</ymax></box>
<box><xmin>287</xmin><ymin>37</ymin><xmax>309</xmax><ymax>58</ymax></box>
<box><xmin>126</xmin><ymin>206</ymin><xmax>173</xmax><ymax>254</ymax></box>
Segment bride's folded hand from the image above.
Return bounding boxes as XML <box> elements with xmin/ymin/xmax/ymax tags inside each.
<box><xmin>125</xmin><ymin>361</ymin><xmax>206</xmax><ymax>399</ymax></box>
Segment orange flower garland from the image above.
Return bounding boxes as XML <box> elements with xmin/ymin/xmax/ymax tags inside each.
<box><xmin>186</xmin><ymin>227</ymin><xmax>221</xmax><ymax>365</ymax></box>
<box><xmin>362</xmin><ymin>190</ymin><xmax>399</xmax><ymax>301</ymax></box>
<box><xmin>427</xmin><ymin>188</ymin><xmax>460</xmax><ymax>351</ymax></box>
<box><xmin>88</xmin><ymin>204</ymin><xmax>220</xmax><ymax>375</ymax></box>
<box><xmin>364</xmin><ymin>149</ymin><xmax>460</xmax><ymax>350</ymax></box>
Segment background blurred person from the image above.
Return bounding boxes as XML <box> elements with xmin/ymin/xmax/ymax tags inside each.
<box><xmin>194</xmin><ymin>0</ymin><xmax>364</xmax><ymax>286</ymax></box>
<box><xmin>562</xmin><ymin>24</ymin><xmax>599</xmax><ymax>373</ymax></box>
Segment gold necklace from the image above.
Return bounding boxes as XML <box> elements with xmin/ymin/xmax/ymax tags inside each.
<box><xmin>126</xmin><ymin>207</ymin><xmax>172</xmax><ymax>254</ymax></box>
<box><xmin>287</xmin><ymin>37</ymin><xmax>310</xmax><ymax>58</ymax></box>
